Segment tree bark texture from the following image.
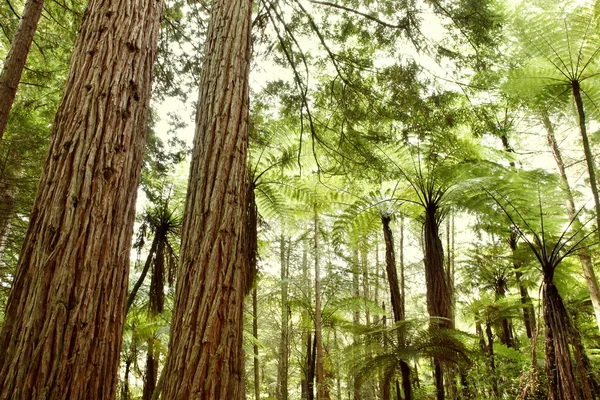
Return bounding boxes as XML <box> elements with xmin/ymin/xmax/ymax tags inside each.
<box><xmin>543</xmin><ymin>280</ymin><xmax>583</xmax><ymax>400</ymax></box>
<box><xmin>423</xmin><ymin>203</ymin><xmax>453</xmax><ymax>327</ymax></box>
<box><xmin>423</xmin><ymin>202</ymin><xmax>453</xmax><ymax>400</ymax></box>
<box><xmin>381</xmin><ymin>214</ymin><xmax>412</xmax><ymax>400</ymax></box>
<box><xmin>0</xmin><ymin>0</ymin><xmax>45</xmax><ymax>140</ymax></box>
<box><xmin>0</xmin><ymin>0</ymin><xmax>162</xmax><ymax>396</ymax></box>
<box><xmin>542</xmin><ymin>110</ymin><xmax>600</xmax><ymax>334</ymax></box>
<box><xmin>160</xmin><ymin>0</ymin><xmax>252</xmax><ymax>397</ymax></box>
<box><xmin>571</xmin><ymin>81</ymin><xmax>600</xmax><ymax>242</ymax></box>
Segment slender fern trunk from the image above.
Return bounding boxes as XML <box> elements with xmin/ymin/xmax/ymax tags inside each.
<box><xmin>571</xmin><ymin>81</ymin><xmax>600</xmax><ymax>241</ymax></box>
<box><xmin>314</xmin><ymin>209</ymin><xmax>327</xmax><ymax>400</ymax></box>
<box><xmin>160</xmin><ymin>0</ymin><xmax>252</xmax><ymax>396</ymax></box>
<box><xmin>423</xmin><ymin>201</ymin><xmax>453</xmax><ymax>400</ymax></box>
<box><xmin>0</xmin><ymin>0</ymin><xmax>45</xmax><ymax>140</ymax></box>
<box><xmin>0</xmin><ymin>0</ymin><xmax>162</xmax><ymax>394</ymax></box>
<box><xmin>277</xmin><ymin>233</ymin><xmax>290</xmax><ymax>400</ymax></box>
<box><xmin>352</xmin><ymin>249</ymin><xmax>361</xmax><ymax>400</ymax></box>
<box><xmin>543</xmin><ymin>279</ymin><xmax>583</xmax><ymax>400</ymax></box>
<box><xmin>508</xmin><ymin>232</ymin><xmax>535</xmax><ymax>339</ymax></box>
<box><xmin>542</xmin><ymin>110</ymin><xmax>600</xmax><ymax>333</ymax></box>
<box><xmin>253</xmin><ymin>286</ymin><xmax>261</xmax><ymax>400</ymax></box>
<box><xmin>382</xmin><ymin>214</ymin><xmax>412</xmax><ymax>400</ymax></box>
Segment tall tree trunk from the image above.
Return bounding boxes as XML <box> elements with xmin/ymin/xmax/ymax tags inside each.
<box><xmin>253</xmin><ymin>286</ymin><xmax>261</xmax><ymax>400</ymax></box>
<box><xmin>277</xmin><ymin>234</ymin><xmax>290</xmax><ymax>400</ymax></box>
<box><xmin>160</xmin><ymin>0</ymin><xmax>252</xmax><ymax>397</ymax></box>
<box><xmin>302</xmin><ymin>240</ymin><xmax>314</xmax><ymax>400</ymax></box>
<box><xmin>353</xmin><ymin>249</ymin><xmax>362</xmax><ymax>400</ymax></box>
<box><xmin>485</xmin><ymin>321</ymin><xmax>499</xmax><ymax>397</ymax></box>
<box><xmin>542</xmin><ymin>110</ymin><xmax>600</xmax><ymax>333</ymax></box>
<box><xmin>126</xmin><ymin>235</ymin><xmax>159</xmax><ymax>314</ymax></box>
<box><xmin>0</xmin><ymin>0</ymin><xmax>45</xmax><ymax>140</ymax></box>
<box><xmin>423</xmin><ymin>202</ymin><xmax>453</xmax><ymax>400</ymax></box>
<box><xmin>143</xmin><ymin>340</ymin><xmax>159</xmax><ymax>400</ymax></box>
<box><xmin>0</xmin><ymin>0</ymin><xmax>162</xmax><ymax>396</ymax></box>
<box><xmin>571</xmin><ymin>81</ymin><xmax>600</xmax><ymax>242</ymax></box>
<box><xmin>508</xmin><ymin>231</ymin><xmax>535</xmax><ymax>339</ymax></box>
<box><xmin>0</xmin><ymin>180</ymin><xmax>14</xmax><ymax>258</ymax></box>
<box><xmin>543</xmin><ymin>279</ymin><xmax>583</xmax><ymax>400</ymax></box>
<box><xmin>382</xmin><ymin>214</ymin><xmax>412</xmax><ymax>400</ymax></box>
<box><xmin>315</xmin><ymin>209</ymin><xmax>327</xmax><ymax>400</ymax></box>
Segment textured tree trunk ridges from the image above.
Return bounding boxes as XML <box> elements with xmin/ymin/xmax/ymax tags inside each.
<box><xmin>160</xmin><ymin>0</ymin><xmax>252</xmax><ymax>398</ymax></box>
<box><xmin>0</xmin><ymin>0</ymin><xmax>163</xmax><ymax>396</ymax></box>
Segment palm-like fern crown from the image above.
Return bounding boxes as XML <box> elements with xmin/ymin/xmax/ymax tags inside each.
<box><xmin>506</xmin><ymin>1</ymin><xmax>600</xmax><ymax>118</ymax></box>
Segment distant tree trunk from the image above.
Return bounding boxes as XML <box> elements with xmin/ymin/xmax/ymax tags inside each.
<box><xmin>508</xmin><ymin>231</ymin><xmax>535</xmax><ymax>339</ymax></box>
<box><xmin>143</xmin><ymin>340</ymin><xmax>159</xmax><ymax>400</ymax></box>
<box><xmin>277</xmin><ymin>233</ymin><xmax>290</xmax><ymax>400</ymax></box>
<box><xmin>253</xmin><ymin>286</ymin><xmax>261</xmax><ymax>400</ymax></box>
<box><xmin>352</xmin><ymin>249</ymin><xmax>362</xmax><ymax>400</ymax></box>
<box><xmin>542</xmin><ymin>110</ymin><xmax>600</xmax><ymax>333</ymax></box>
<box><xmin>160</xmin><ymin>0</ymin><xmax>252</xmax><ymax>397</ymax></box>
<box><xmin>485</xmin><ymin>321</ymin><xmax>499</xmax><ymax>397</ymax></box>
<box><xmin>571</xmin><ymin>81</ymin><xmax>600</xmax><ymax>243</ymax></box>
<box><xmin>302</xmin><ymin>240</ymin><xmax>314</xmax><ymax>400</ymax></box>
<box><xmin>381</xmin><ymin>214</ymin><xmax>412</xmax><ymax>400</ymax></box>
<box><xmin>315</xmin><ymin>209</ymin><xmax>327</xmax><ymax>400</ymax></box>
<box><xmin>423</xmin><ymin>201</ymin><xmax>453</xmax><ymax>400</ymax></box>
<box><xmin>496</xmin><ymin>278</ymin><xmax>515</xmax><ymax>348</ymax></box>
<box><xmin>143</xmin><ymin>232</ymin><xmax>166</xmax><ymax>400</ymax></box>
<box><xmin>126</xmin><ymin>235</ymin><xmax>159</xmax><ymax>314</ymax></box>
<box><xmin>0</xmin><ymin>0</ymin><xmax>162</xmax><ymax>395</ymax></box>
<box><xmin>0</xmin><ymin>180</ymin><xmax>14</xmax><ymax>257</ymax></box>
<box><xmin>0</xmin><ymin>0</ymin><xmax>45</xmax><ymax>140</ymax></box>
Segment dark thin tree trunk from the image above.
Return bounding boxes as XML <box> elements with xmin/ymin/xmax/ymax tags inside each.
<box><xmin>0</xmin><ymin>0</ymin><xmax>162</xmax><ymax>395</ymax></box>
<box><xmin>508</xmin><ymin>232</ymin><xmax>535</xmax><ymax>339</ymax></box>
<box><xmin>314</xmin><ymin>209</ymin><xmax>327</xmax><ymax>400</ymax></box>
<box><xmin>485</xmin><ymin>322</ymin><xmax>498</xmax><ymax>397</ymax></box>
<box><xmin>142</xmin><ymin>340</ymin><xmax>159</xmax><ymax>400</ymax></box>
<box><xmin>353</xmin><ymin>249</ymin><xmax>361</xmax><ymax>400</ymax></box>
<box><xmin>571</xmin><ymin>81</ymin><xmax>600</xmax><ymax>241</ymax></box>
<box><xmin>277</xmin><ymin>233</ymin><xmax>290</xmax><ymax>400</ymax></box>
<box><xmin>126</xmin><ymin>235</ymin><xmax>158</xmax><ymax>314</ymax></box>
<box><xmin>160</xmin><ymin>0</ymin><xmax>252</xmax><ymax>396</ymax></box>
<box><xmin>0</xmin><ymin>181</ymin><xmax>14</xmax><ymax>257</ymax></box>
<box><xmin>0</xmin><ymin>0</ymin><xmax>45</xmax><ymax>140</ymax></box>
<box><xmin>382</xmin><ymin>214</ymin><xmax>412</xmax><ymax>400</ymax></box>
<box><xmin>253</xmin><ymin>286</ymin><xmax>260</xmax><ymax>400</ymax></box>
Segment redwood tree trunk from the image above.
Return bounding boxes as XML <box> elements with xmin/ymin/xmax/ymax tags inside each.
<box><xmin>0</xmin><ymin>0</ymin><xmax>45</xmax><ymax>140</ymax></box>
<box><xmin>160</xmin><ymin>0</ymin><xmax>252</xmax><ymax>397</ymax></box>
<box><xmin>0</xmin><ymin>0</ymin><xmax>162</xmax><ymax>396</ymax></box>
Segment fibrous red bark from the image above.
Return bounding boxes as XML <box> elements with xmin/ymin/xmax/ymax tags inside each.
<box><xmin>160</xmin><ymin>0</ymin><xmax>252</xmax><ymax>397</ymax></box>
<box><xmin>0</xmin><ymin>0</ymin><xmax>163</xmax><ymax>396</ymax></box>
